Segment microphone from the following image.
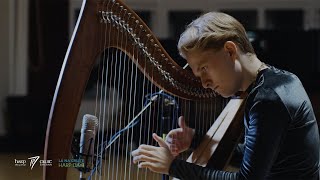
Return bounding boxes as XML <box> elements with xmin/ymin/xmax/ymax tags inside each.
<box><xmin>79</xmin><ymin>114</ymin><xmax>98</xmax><ymax>179</ymax></box>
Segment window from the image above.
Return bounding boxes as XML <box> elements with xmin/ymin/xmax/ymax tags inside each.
<box><xmin>266</xmin><ymin>10</ymin><xmax>303</xmax><ymax>30</ymax></box>
<box><xmin>135</xmin><ymin>11</ymin><xmax>151</xmax><ymax>28</ymax></box>
<box><xmin>169</xmin><ymin>11</ymin><xmax>202</xmax><ymax>38</ymax></box>
<box><xmin>220</xmin><ymin>10</ymin><xmax>258</xmax><ymax>30</ymax></box>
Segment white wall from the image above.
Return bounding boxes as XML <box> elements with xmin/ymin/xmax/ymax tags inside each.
<box><xmin>127</xmin><ymin>0</ymin><xmax>320</xmax><ymax>37</ymax></box>
<box><xmin>10</xmin><ymin>0</ymin><xmax>28</xmax><ymax>96</ymax></box>
<box><xmin>0</xmin><ymin>0</ymin><xmax>11</xmax><ymax>136</ymax></box>
<box><xmin>0</xmin><ymin>0</ymin><xmax>28</xmax><ymax>136</ymax></box>
<box><xmin>69</xmin><ymin>0</ymin><xmax>320</xmax><ymax>39</ymax></box>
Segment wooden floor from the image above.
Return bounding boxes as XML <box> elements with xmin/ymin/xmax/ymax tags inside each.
<box><xmin>1</xmin><ymin>153</ymin><xmax>239</xmax><ymax>180</ymax></box>
<box><xmin>0</xmin><ymin>153</ymin><xmax>163</xmax><ymax>180</ymax></box>
<box><xmin>0</xmin><ymin>153</ymin><xmax>43</xmax><ymax>180</ymax></box>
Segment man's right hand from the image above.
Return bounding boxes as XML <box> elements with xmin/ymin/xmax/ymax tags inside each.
<box><xmin>165</xmin><ymin>116</ymin><xmax>195</xmax><ymax>156</ymax></box>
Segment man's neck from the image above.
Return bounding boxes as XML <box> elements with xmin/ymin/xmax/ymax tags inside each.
<box><xmin>239</xmin><ymin>54</ymin><xmax>266</xmax><ymax>91</ymax></box>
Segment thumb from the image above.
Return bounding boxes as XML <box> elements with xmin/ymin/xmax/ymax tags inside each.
<box><xmin>152</xmin><ymin>133</ymin><xmax>168</xmax><ymax>148</ymax></box>
<box><xmin>178</xmin><ymin>116</ymin><xmax>187</xmax><ymax>129</ymax></box>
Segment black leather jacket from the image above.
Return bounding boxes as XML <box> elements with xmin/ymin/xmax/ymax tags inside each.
<box><xmin>169</xmin><ymin>66</ymin><xmax>320</xmax><ymax>180</ymax></box>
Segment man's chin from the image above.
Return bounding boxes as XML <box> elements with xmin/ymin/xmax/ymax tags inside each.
<box><xmin>219</xmin><ymin>91</ymin><xmax>234</xmax><ymax>98</ymax></box>
<box><xmin>221</xmin><ymin>94</ymin><xmax>231</xmax><ymax>98</ymax></box>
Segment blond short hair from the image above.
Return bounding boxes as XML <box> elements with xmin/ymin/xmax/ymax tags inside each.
<box><xmin>178</xmin><ymin>12</ymin><xmax>255</xmax><ymax>59</ymax></box>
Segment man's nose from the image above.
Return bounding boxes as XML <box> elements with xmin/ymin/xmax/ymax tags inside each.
<box><xmin>201</xmin><ymin>78</ymin><xmax>212</xmax><ymax>89</ymax></box>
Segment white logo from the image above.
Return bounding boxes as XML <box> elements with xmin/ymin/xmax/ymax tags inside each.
<box><xmin>14</xmin><ymin>159</ymin><xmax>26</xmax><ymax>166</ymax></box>
<box><xmin>28</xmin><ymin>156</ymin><xmax>40</xmax><ymax>170</ymax></box>
<box><xmin>40</xmin><ymin>159</ymin><xmax>53</xmax><ymax>167</ymax></box>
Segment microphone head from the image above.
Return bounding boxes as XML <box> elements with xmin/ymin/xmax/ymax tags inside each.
<box><xmin>81</xmin><ymin>114</ymin><xmax>98</xmax><ymax>132</ymax></box>
<box><xmin>79</xmin><ymin>114</ymin><xmax>99</xmax><ymax>173</ymax></box>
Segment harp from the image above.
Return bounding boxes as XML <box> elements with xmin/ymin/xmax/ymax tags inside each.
<box><xmin>43</xmin><ymin>0</ymin><xmax>245</xmax><ymax>179</ymax></box>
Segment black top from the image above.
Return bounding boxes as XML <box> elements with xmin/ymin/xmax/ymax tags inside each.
<box><xmin>169</xmin><ymin>66</ymin><xmax>320</xmax><ymax>180</ymax></box>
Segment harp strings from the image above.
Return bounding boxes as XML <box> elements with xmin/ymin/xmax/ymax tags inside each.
<box><xmin>83</xmin><ymin>0</ymin><xmax>227</xmax><ymax>179</ymax></box>
<box><xmin>122</xmin><ymin>8</ymin><xmax>132</xmax><ymax>180</ymax></box>
<box><xmin>115</xmin><ymin>3</ymin><xmax>128</xmax><ymax>178</ymax></box>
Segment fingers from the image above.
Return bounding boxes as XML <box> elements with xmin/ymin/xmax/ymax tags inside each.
<box><xmin>131</xmin><ymin>146</ymin><xmax>172</xmax><ymax>174</ymax></box>
<box><xmin>170</xmin><ymin>147</ymin><xmax>180</xmax><ymax>157</ymax></box>
<box><xmin>138</xmin><ymin>161</ymin><xmax>151</xmax><ymax>168</ymax></box>
<box><xmin>152</xmin><ymin>133</ymin><xmax>168</xmax><ymax>148</ymax></box>
<box><xmin>131</xmin><ymin>147</ymin><xmax>154</xmax><ymax>157</ymax></box>
<box><xmin>166</xmin><ymin>130</ymin><xmax>185</xmax><ymax>144</ymax></box>
<box><xmin>138</xmin><ymin>161</ymin><xmax>155</xmax><ymax>170</ymax></box>
<box><xmin>165</xmin><ymin>136</ymin><xmax>178</xmax><ymax>144</ymax></box>
<box><xmin>131</xmin><ymin>145</ymin><xmax>158</xmax><ymax>164</ymax></box>
<box><xmin>133</xmin><ymin>154</ymin><xmax>156</xmax><ymax>164</ymax></box>
<box><xmin>178</xmin><ymin>116</ymin><xmax>186</xmax><ymax>129</ymax></box>
<box><xmin>138</xmin><ymin>160</ymin><xmax>170</xmax><ymax>175</ymax></box>
<box><xmin>166</xmin><ymin>129</ymin><xmax>183</xmax><ymax>140</ymax></box>
<box><xmin>166</xmin><ymin>138</ymin><xmax>182</xmax><ymax>148</ymax></box>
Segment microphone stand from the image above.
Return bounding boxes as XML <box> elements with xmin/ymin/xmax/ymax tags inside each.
<box><xmin>79</xmin><ymin>137</ymin><xmax>94</xmax><ymax>180</ymax></box>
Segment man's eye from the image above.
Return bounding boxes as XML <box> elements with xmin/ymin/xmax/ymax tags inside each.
<box><xmin>201</xmin><ymin>66</ymin><xmax>207</xmax><ymax>72</ymax></box>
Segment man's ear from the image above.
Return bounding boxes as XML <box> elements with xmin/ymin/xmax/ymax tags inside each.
<box><xmin>224</xmin><ymin>41</ymin><xmax>238</xmax><ymax>60</ymax></box>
